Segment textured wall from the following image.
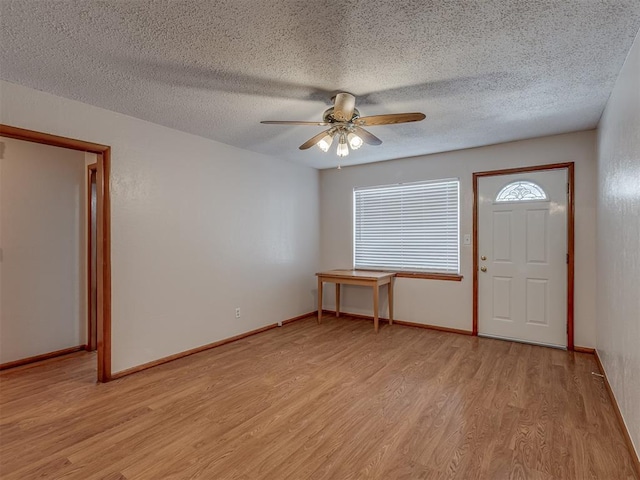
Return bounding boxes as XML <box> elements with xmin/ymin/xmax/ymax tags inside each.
<box><xmin>321</xmin><ymin>131</ymin><xmax>597</xmax><ymax>347</ymax></box>
<box><xmin>597</xmin><ymin>29</ymin><xmax>640</xmax><ymax>456</ymax></box>
<box><xmin>0</xmin><ymin>80</ymin><xmax>320</xmax><ymax>374</ymax></box>
<box><xmin>0</xmin><ymin>137</ymin><xmax>86</xmax><ymax>363</ymax></box>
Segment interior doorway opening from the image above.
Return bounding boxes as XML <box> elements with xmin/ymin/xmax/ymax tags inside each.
<box><xmin>0</xmin><ymin>124</ymin><xmax>112</xmax><ymax>381</ymax></box>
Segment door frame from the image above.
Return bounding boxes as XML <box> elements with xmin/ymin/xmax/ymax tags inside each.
<box><xmin>87</xmin><ymin>163</ymin><xmax>98</xmax><ymax>352</ymax></box>
<box><xmin>0</xmin><ymin>124</ymin><xmax>112</xmax><ymax>381</ymax></box>
<box><xmin>472</xmin><ymin>162</ymin><xmax>575</xmax><ymax>350</ymax></box>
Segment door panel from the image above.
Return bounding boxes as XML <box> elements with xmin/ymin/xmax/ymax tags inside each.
<box><xmin>526</xmin><ymin>210</ymin><xmax>548</xmax><ymax>263</ymax></box>
<box><xmin>492</xmin><ymin>277</ymin><xmax>512</xmax><ymax>320</ymax></box>
<box><xmin>492</xmin><ymin>211</ymin><xmax>512</xmax><ymax>261</ymax></box>
<box><xmin>526</xmin><ymin>278</ymin><xmax>548</xmax><ymax>325</ymax></box>
<box><xmin>478</xmin><ymin>169</ymin><xmax>567</xmax><ymax>347</ymax></box>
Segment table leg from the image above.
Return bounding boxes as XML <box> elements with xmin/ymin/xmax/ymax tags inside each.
<box><xmin>388</xmin><ymin>277</ymin><xmax>394</xmax><ymax>325</ymax></box>
<box><xmin>373</xmin><ymin>283</ymin><xmax>379</xmax><ymax>333</ymax></box>
<box><xmin>317</xmin><ymin>277</ymin><xmax>323</xmax><ymax>324</ymax></box>
<box><xmin>335</xmin><ymin>283</ymin><xmax>341</xmax><ymax>318</ymax></box>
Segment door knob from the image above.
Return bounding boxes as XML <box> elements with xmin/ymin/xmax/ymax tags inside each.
<box><xmin>480</xmin><ymin>255</ymin><xmax>487</xmax><ymax>261</ymax></box>
<box><xmin>480</xmin><ymin>266</ymin><xmax>487</xmax><ymax>272</ymax></box>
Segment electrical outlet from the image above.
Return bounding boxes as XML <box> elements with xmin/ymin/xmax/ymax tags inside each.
<box><xmin>235</xmin><ymin>307</ymin><xmax>241</xmax><ymax>318</ymax></box>
<box><xmin>463</xmin><ymin>234</ymin><xmax>471</xmax><ymax>245</ymax></box>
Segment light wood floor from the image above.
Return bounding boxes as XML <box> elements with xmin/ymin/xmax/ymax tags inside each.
<box><xmin>1</xmin><ymin>315</ymin><xmax>637</xmax><ymax>480</ymax></box>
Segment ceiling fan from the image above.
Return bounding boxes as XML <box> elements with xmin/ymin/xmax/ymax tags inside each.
<box><xmin>261</xmin><ymin>93</ymin><xmax>425</xmax><ymax>158</ymax></box>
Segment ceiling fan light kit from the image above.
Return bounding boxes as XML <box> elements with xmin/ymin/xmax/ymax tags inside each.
<box><xmin>261</xmin><ymin>92</ymin><xmax>425</xmax><ymax>162</ymax></box>
<box><xmin>347</xmin><ymin>131</ymin><xmax>363</xmax><ymax>150</ymax></box>
<box><xmin>336</xmin><ymin>132</ymin><xmax>349</xmax><ymax>157</ymax></box>
<box><xmin>317</xmin><ymin>132</ymin><xmax>334</xmax><ymax>152</ymax></box>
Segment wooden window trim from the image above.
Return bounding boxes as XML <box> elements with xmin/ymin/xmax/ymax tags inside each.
<box><xmin>0</xmin><ymin>124</ymin><xmax>113</xmax><ymax>381</ymax></box>
<box><xmin>472</xmin><ymin>162</ymin><xmax>575</xmax><ymax>350</ymax></box>
<box><xmin>394</xmin><ymin>272</ymin><xmax>463</xmax><ymax>281</ymax></box>
<box><xmin>353</xmin><ymin>268</ymin><xmax>462</xmax><ymax>281</ymax></box>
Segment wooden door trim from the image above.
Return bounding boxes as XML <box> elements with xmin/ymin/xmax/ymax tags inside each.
<box><xmin>0</xmin><ymin>124</ymin><xmax>113</xmax><ymax>381</ymax></box>
<box><xmin>472</xmin><ymin>162</ymin><xmax>575</xmax><ymax>350</ymax></box>
<box><xmin>87</xmin><ymin>163</ymin><xmax>98</xmax><ymax>352</ymax></box>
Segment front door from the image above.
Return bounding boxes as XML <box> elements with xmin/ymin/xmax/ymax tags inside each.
<box><xmin>477</xmin><ymin>169</ymin><xmax>568</xmax><ymax>348</ymax></box>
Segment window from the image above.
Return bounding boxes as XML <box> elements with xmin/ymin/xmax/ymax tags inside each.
<box><xmin>495</xmin><ymin>181</ymin><xmax>547</xmax><ymax>202</ymax></box>
<box><xmin>354</xmin><ymin>179</ymin><xmax>460</xmax><ymax>274</ymax></box>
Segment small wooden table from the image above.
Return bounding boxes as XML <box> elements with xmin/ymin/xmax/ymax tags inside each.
<box><xmin>316</xmin><ymin>270</ymin><xmax>395</xmax><ymax>333</ymax></box>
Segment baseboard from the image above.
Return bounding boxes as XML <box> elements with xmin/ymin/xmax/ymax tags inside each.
<box><xmin>0</xmin><ymin>345</ymin><xmax>86</xmax><ymax>371</ymax></box>
<box><xmin>594</xmin><ymin>350</ymin><xmax>640</xmax><ymax>477</ymax></box>
<box><xmin>393</xmin><ymin>319</ymin><xmax>473</xmax><ymax>336</ymax></box>
<box><xmin>321</xmin><ymin>309</ymin><xmax>473</xmax><ymax>336</ymax></box>
<box><xmin>574</xmin><ymin>346</ymin><xmax>595</xmax><ymax>354</ymax></box>
<box><xmin>110</xmin><ymin>311</ymin><xmax>317</xmax><ymax>380</ymax></box>
<box><xmin>322</xmin><ymin>309</ymin><xmax>389</xmax><ymax>322</ymax></box>
<box><xmin>282</xmin><ymin>311</ymin><xmax>317</xmax><ymax>325</ymax></box>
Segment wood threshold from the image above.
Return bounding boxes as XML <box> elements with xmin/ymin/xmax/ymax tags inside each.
<box><xmin>594</xmin><ymin>350</ymin><xmax>640</xmax><ymax>478</ymax></box>
<box><xmin>0</xmin><ymin>124</ymin><xmax>112</xmax><ymax>382</ymax></box>
<box><xmin>110</xmin><ymin>311</ymin><xmax>317</xmax><ymax>379</ymax></box>
<box><xmin>472</xmin><ymin>162</ymin><xmax>575</xmax><ymax>349</ymax></box>
<box><xmin>321</xmin><ymin>310</ymin><xmax>473</xmax><ymax>336</ymax></box>
<box><xmin>0</xmin><ymin>345</ymin><xmax>86</xmax><ymax>371</ymax></box>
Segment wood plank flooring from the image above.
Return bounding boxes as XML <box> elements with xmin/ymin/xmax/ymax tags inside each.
<box><xmin>1</xmin><ymin>314</ymin><xmax>637</xmax><ymax>479</ymax></box>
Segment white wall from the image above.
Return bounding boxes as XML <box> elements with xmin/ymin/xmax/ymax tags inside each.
<box><xmin>0</xmin><ymin>80</ymin><xmax>320</xmax><ymax>374</ymax></box>
<box><xmin>320</xmin><ymin>131</ymin><xmax>597</xmax><ymax>347</ymax></box>
<box><xmin>597</xmin><ymin>29</ymin><xmax>640</xmax><ymax>456</ymax></box>
<box><xmin>0</xmin><ymin>137</ymin><xmax>86</xmax><ymax>363</ymax></box>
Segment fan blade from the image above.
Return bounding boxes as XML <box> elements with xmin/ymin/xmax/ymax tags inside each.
<box><xmin>261</xmin><ymin>120</ymin><xmax>329</xmax><ymax>126</ymax></box>
<box><xmin>354</xmin><ymin>126</ymin><xmax>382</xmax><ymax>146</ymax></box>
<box><xmin>333</xmin><ymin>93</ymin><xmax>356</xmax><ymax>122</ymax></box>
<box><xmin>355</xmin><ymin>113</ymin><xmax>425</xmax><ymax>126</ymax></box>
<box><xmin>299</xmin><ymin>129</ymin><xmax>331</xmax><ymax>150</ymax></box>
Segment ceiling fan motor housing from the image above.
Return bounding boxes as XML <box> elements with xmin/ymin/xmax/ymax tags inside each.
<box><xmin>322</xmin><ymin>107</ymin><xmax>360</xmax><ymax>124</ymax></box>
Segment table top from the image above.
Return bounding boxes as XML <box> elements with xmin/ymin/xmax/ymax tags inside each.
<box><xmin>316</xmin><ymin>269</ymin><xmax>395</xmax><ymax>280</ymax></box>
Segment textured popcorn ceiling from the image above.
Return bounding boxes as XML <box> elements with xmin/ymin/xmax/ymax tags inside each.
<box><xmin>1</xmin><ymin>1</ymin><xmax>639</xmax><ymax>169</ymax></box>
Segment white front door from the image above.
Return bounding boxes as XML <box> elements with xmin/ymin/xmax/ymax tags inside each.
<box><xmin>478</xmin><ymin>169</ymin><xmax>568</xmax><ymax>348</ymax></box>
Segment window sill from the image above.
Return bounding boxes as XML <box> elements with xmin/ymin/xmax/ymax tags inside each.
<box><xmin>394</xmin><ymin>272</ymin><xmax>463</xmax><ymax>281</ymax></box>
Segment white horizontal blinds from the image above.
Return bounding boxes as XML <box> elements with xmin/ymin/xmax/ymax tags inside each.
<box><xmin>354</xmin><ymin>179</ymin><xmax>459</xmax><ymax>273</ymax></box>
